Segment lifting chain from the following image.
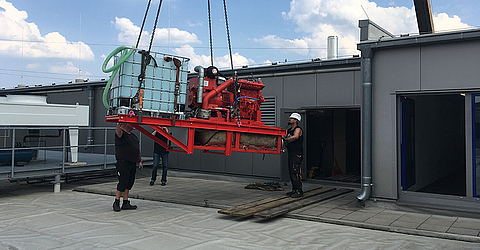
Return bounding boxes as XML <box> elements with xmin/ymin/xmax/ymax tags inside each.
<box><xmin>208</xmin><ymin>0</ymin><xmax>214</xmax><ymax>66</ymax></box>
<box><xmin>133</xmin><ymin>0</ymin><xmax>164</xmax><ymax>107</ymax></box>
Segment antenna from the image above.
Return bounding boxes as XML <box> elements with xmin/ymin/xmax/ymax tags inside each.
<box><xmin>78</xmin><ymin>13</ymin><xmax>82</xmax><ymax>80</ymax></box>
<box><xmin>361</xmin><ymin>5</ymin><xmax>370</xmax><ymax>19</ymax></box>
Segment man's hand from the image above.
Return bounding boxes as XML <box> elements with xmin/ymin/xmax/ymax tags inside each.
<box><xmin>137</xmin><ymin>160</ymin><xmax>143</xmax><ymax>170</ymax></box>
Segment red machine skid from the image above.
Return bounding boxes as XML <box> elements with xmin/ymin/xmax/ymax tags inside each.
<box><xmin>106</xmin><ymin>115</ymin><xmax>286</xmax><ymax>156</ymax></box>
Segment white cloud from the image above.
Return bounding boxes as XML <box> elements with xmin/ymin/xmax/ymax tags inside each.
<box><xmin>254</xmin><ymin>35</ymin><xmax>309</xmax><ymax>56</ymax></box>
<box><xmin>434</xmin><ymin>13</ymin><xmax>470</xmax><ymax>32</ymax></box>
<box><xmin>25</xmin><ymin>63</ymin><xmax>40</xmax><ymax>70</ymax></box>
<box><xmin>50</xmin><ymin>61</ymin><xmax>91</xmax><ymax>76</ymax></box>
<box><xmin>0</xmin><ymin>0</ymin><xmax>94</xmax><ymax>60</ymax></box>
<box><xmin>114</xmin><ymin>17</ymin><xmax>201</xmax><ymax>49</ymax></box>
<box><xmin>173</xmin><ymin>45</ymin><xmax>256</xmax><ymax>70</ymax></box>
<box><xmin>260</xmin><ymin>0</ymin><xmax>472</xmax><ymax>59</ymax></box>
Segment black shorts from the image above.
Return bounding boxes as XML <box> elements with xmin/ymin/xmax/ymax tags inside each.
<box><xmin>116</xmin><ymin>160</ymin><xmax>136</xmax><ymax>192</ymax></box>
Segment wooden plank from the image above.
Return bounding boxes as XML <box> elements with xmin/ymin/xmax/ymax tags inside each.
<box><xmin>218</xmin><ymin>197</ymin><xmax>283</xmax><ymax>215</ymax></box>
<box><xmin>230</xmin><ymin>187</ymin><xmax>336</xmax><ymax>217</ymax></box>
<box><xmin>254</xmin><ymin>188</ymin><xmax>353</xmax><ymax>219</ymax></box>
<box><xmin>218</xmin><ymin>186</ymin><xmax>325</xmax><ymax>215</ymax></box>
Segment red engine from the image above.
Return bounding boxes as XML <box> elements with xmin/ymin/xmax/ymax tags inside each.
<box><xmin>187</xmin><ymin>67</ymin><xmax>265</xmax><ymax>125</ymax></box>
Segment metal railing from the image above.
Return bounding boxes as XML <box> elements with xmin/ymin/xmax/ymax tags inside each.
<box><xmin>0</xmin><ymin>126</ymin><xmax>118</xmax><ymax>180</ymax></box>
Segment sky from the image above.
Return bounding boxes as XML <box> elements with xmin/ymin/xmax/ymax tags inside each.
<box><xmin>0</xmin><ymin>0</ymin><xmax>478</xmax><ymax>89</ymax></box>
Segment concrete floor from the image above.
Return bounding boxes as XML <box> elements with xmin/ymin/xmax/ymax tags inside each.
<box><xmin>1</xmin><ymin>168</ymin><xmax>480</xmax><ymax>249</ymax></box>
<box><xmin>1</xmin><ymin>182</ymin><xmax>479</xmax><ymax>249</ymax></box>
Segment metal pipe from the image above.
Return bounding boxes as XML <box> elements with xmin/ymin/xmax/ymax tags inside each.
<box><xmin>11</xmin><ymin>128</ymin><xmax>15</xmax><ymax>178</ymax></box>
<box><xmin>194</xmin><ymin>66</ymin><xmax>204</xmax><ymax>104</ymax></box>
<box><xmin>87</xmin><ymin>84</ymin><xmax>95</xmax><ymax>151</ymax></box>
<box><xmin>202</xmin><ymin>78</ymin><xmax>235</xmax><ymax>110</ymax></box>
<box><xmin>357</xmin><ymin>47</ymin><xmax>373</xmax><ymax>204</ymax></box>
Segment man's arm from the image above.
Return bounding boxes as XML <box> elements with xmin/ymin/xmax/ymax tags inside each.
<box><xmin>116</xmin><ymin>123</ymin><xmax>124</xmax><ymax>138</ymax></box>
<box><xmin>284</xmin><ymin>127</ymin><xmax>302</xmax><ymax>142</ymax></box>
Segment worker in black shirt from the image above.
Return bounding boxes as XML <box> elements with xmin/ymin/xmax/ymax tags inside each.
<box><xmin>113</xmin><ymin>123</ymin><xmax>142</xmax><ymax>212</ymax></box>
<box><xmin>150</xmin><ymin>126</ymin><xmax>170</xmax><ymax>186</ymax></box>
<box><xmin>283</xmin><ymin>113</ymin><xmax>304</xmax><ymax>198</ymax></box>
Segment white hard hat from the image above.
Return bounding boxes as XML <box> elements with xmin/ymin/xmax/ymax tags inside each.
<box><xmin>289</xmin><ymin>113</ymin><xmax>301</xmax><ymax>122</ymax></box>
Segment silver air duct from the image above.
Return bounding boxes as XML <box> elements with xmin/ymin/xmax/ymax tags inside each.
<box><xmin>327</xmin><ymin>36</ymin><xmax>338</xmax><ymax>60</ymax></box>
<box><xmin>194</xmin><ymin>66</ymin><xmax>204</xmax><ymax>104</ymax></box>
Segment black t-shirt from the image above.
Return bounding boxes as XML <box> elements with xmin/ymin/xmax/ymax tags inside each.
<box><xmin>153</xmin><ymin>132</ymin><xmax>169</xmax><ymax>154</ymax></box>
<box><xmin>115</xmin><ymin>131</ymin><xmax>139</xmax><ymax>162</ymax></box>
<box><xmin>286</xmin><ymin>126</ymin><xmax>303</xmax><ymax>154</ymax></box>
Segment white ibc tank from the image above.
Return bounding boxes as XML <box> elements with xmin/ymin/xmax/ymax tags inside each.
<box><xmin>111</xmin><ymin>48</ymin><xmax>190</xmax><ymax>114</ymax></box>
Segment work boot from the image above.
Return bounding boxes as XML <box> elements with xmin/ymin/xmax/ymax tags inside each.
<box><xmin>291</xmin><ymin>190</ymin><xmax>304</xmax><ymax>198</ymax></box>
<box><xmin>113</xmin><ymin>199</ymin><xmax>121</xmax><ymax>212</ymax></box>
<box><xmin>121</xmin><ymin>200</ymin><xmax>137</xmax><ymax>210</ymax></box>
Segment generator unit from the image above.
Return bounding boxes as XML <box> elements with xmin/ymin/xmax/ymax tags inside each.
<box><xmin>104</xmin><ymin>47</ymin><xmax>285</xmax><ymax>156</ymax></box>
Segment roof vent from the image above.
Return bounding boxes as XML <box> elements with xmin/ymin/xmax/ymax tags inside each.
<box><xmin>327</xmin><ymin>36</ymin><xmax>338</xmax><ymax>59</ymax></box>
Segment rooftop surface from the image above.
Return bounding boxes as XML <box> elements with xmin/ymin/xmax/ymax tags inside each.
<box><xmin>1</xmin><ymin>167</ymin><xmax>479</xmax><ymax>249</ymax></box>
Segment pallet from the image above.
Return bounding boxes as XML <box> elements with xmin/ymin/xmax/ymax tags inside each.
<box><xmin>218</xmin><ymin>186</ymin><xmax>341</xmax><ymax>218</ymax></box>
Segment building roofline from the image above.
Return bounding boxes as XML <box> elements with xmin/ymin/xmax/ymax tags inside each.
<box><xmin>358</xmin><ymin>26</ymin><xmax>480</xmax><ymax>51</ymax></box>
<box><xmin>0</xmin><ymin>80</ymin><xmax>108</xmax><ymax>95</ymax></box>
<box><xmin>188</xmin><ymin>57</ymin><xmax>361</xmax><ymax>79</ymax></box>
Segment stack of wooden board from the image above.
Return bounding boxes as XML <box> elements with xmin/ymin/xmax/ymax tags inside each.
<box><xmin>218</xmin><ymin>186</ymin><xmax>353</xmax><ymax>219</ymax></box>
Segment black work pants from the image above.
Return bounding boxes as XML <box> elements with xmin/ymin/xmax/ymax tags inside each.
<box><xmin>116</xmin><ymin>160</ymin><xmax>136</xmax><ymax>192</ymax></box>
<box><xmin>288</xmin><ymin>153</ymin><xmax>303</xmax><ymax>191</ymax></box>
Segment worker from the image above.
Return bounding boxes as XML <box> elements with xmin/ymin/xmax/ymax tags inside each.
<box><xmin>113</xmin><ymin>123</ymin><xmax>142</xmax><ymax>212</ymax></box>
<box><xmin>150</xmin><ymin>127</ymin><xmax>170</xmax><ymax>186</ymax></box>
<box><xmin>283</xmin><ymin>113</ymin><xmax>304</xmax><ymax>198</ymax></box>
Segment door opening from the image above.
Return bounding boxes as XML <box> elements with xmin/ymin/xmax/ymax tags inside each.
<box><xmin>306</xmin><ymin>109</ymin><xmax>360</xmax><ymax>183</ymax></box>
<box><xmin>401</xmin><ymin>94</ymin><xmax>466</xmax><ymax>196</ymax></box>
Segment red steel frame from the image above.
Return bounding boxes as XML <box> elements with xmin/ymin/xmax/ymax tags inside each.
<box><xmin>106</xmin><ymin>114</ymin><xmax>286</xmax><ymax>156</ymax></box>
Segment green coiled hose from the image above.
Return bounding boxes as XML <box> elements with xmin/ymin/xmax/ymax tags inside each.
<box><xmin>101</xmin><ymin>46</ymin><xmax>136</xmax><ymax>109</ymax></box>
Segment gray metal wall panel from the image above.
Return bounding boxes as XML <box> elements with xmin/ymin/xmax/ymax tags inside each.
<box><xmin>176</xmin><ymin>150</ymin><xmax>202</xmax><ymax>171</ymax></box>
<box><xmin>354</xmin><ymin>71</ymin><xmax>362</xmax><ymax>106</ymax></box>
<box><xmin>374</xmin><ymin>47</ymin><xmax>421</xmax><ymax>92</ymax></box>
<box><xmin>316</xmin><ymin>72</ymin><xmax>356</xmax><ymax>106</ymax></box>
<box><xmin>261</xmin><ymin>77</ymin><xmax>283</xmax><ymax>127</ymax></box>
<box><xmin>252</xmin><ymin>153</ymin><xmax>281</xmax><ymax>178</ymax></box>
<box><xmin>369</xmin><ymin>47</ymin><xmax>421</xmax><ymax>200</ymax></box>
<box><xmin>225</xmin><ymin>152</ymin><xmax>253</xmax><ymax>175</ymax></box>
<box><xmin>200</xmin><ymin>153</ymin><xmax>225</xmax><ymax>172</ymax></box>
<box><xmin>283</xmin><ymin>74</ymin><xmax>316</xmax><ymax>108</ymax></box>
<box><xmin>421</xmin><ymin>41</ymin><xmax>480</xmax><ymax>89</ymax></box>
<box><xmin>261</xmin><ymin>77</ymin><xmax>283</xmax><ymax>97</ymax></box>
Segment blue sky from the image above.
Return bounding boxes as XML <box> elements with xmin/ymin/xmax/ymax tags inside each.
<box><xmin>0</xmin><ymin>0</ymin><xmax>478</xmax><ymax>89</ymax></box>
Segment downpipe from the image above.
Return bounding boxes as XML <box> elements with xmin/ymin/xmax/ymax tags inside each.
<box><xmin>357</xmin><ymin>53</ymin><xmax>373</xmax><ymax>205</ymax></box>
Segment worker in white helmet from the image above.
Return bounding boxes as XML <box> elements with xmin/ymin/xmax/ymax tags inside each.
<box><xmin>283</xmin><ymin>112</ymin><xmax>304</xmax><ymax>198</ymax></box>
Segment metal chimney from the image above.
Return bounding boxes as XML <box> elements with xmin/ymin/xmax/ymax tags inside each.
<box><xmin>327</xmin><ymin>36</ymin><xmax>338</xmax><ymax>59</ymax></box>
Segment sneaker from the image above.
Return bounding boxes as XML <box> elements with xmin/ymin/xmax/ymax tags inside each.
<box><xmin>161</xmin><ymin>181</ymin><xmax>166</xmax><ymax>186</ymax></box>
<box><xmin>121</xmin><ymin>200</ymin><xmax>137</xmax><ymax>210</ymax></box>
<box><xmin>113</xmin><ymin>199</ymin><xmax>121</xmax><ymax>212</ymax></box>
<box><xmin>150</xmin><ymin>180</ymin><xmax>155</xmax><ymax>186</ymax></box>
<box><xmin>291</xmin><ymin>190</ymin><xmax>304</xmax><ymax>198</ymax></box>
